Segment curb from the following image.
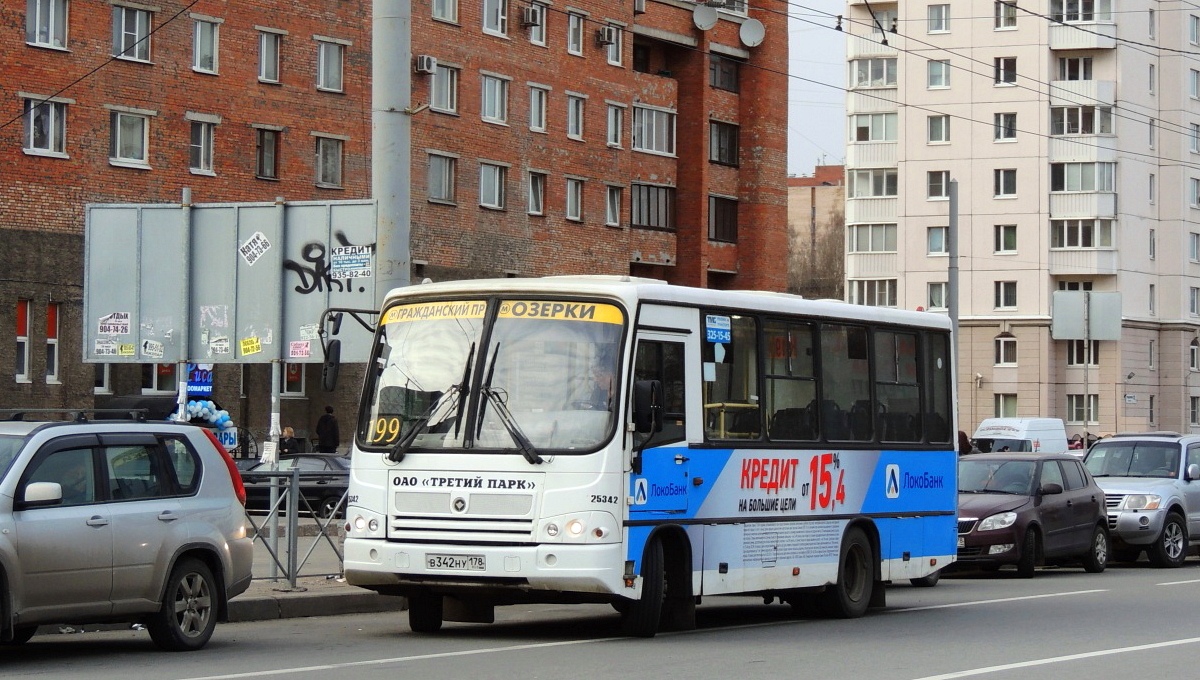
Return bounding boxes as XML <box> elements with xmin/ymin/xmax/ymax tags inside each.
<box><xmin>227</xmin><ymin>590</ymin><xmax>408</xmax><ymax>622</ymax></box>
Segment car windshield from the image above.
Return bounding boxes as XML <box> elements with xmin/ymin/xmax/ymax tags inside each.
<box><xmin>959</xmin><ymin>459</ymin><xmax>1036</xmax><ymax>495</ymax></box>
<box><xmin>0</xmin><ymin>435</ymin><xmax>25</xmax><ymax>482</ymax></box>
<box><xmin>1085</xmin><ymin>442</ymin><xmax>1180</xmax><ymax>478</ymax></box>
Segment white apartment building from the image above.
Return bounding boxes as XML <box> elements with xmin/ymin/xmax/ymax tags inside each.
<box><xmin>844</xmin><ymin>0</ymin><xmax>1200</xmax><ymax>437</ymax></box>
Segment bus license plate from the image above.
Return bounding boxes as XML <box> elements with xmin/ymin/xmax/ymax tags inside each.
<box><xmin>426</xmin><ymin>553</ymin><xmax>486</xmax><ymax>571</ymax></box>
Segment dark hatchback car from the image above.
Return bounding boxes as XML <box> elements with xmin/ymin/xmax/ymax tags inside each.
<box><xmin>956</xmin><ymin>453</ymin><xmax>1109</xmax><ymax>577</ymax></box>
<box><xmin>241</xmin><ymin>454</ymin><xmax>349</xmax><ymax>518</ymax></box>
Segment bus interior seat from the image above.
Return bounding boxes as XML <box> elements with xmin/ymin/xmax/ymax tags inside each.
<box><xmin>821</xmin><ymin>400</ymin><xmax>850</xmax><ymax>440</ymax></box>
<box><xmin>770</xmin><ymin>407</ymin><xmax>815</xmax><ymax>440</ymax></box>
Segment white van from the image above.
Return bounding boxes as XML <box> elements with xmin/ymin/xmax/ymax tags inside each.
<box><xmin>971</xmin><ymin>418</ymin><xmax>1069</xmax><ymax>454</ymax></box>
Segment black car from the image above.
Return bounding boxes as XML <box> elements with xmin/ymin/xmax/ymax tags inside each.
<box><xmin>956</xmin><ymin>452</ymin><xmax>1109</xmax><ymax>577</ymax></box>
<box><xmin>241</xmin><ymin>454</ymin><xmax>349</xmax><ymax>518</ymax></box>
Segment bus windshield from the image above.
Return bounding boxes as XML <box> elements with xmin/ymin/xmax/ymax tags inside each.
<box><xmin>358</xmin><ymin>298</ymin><xmax>626</xmax><ymax>455</ymax></box>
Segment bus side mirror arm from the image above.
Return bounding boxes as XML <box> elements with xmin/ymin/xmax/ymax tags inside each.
<box><xmin>630</xmin><ymin>380</ymin><xmax>664</xmax><ymax>474</ymax></box>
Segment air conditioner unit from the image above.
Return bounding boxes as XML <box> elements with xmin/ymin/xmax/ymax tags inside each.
<box><xmin>414</xmin><ymin>54</ymin><xmax>437</xmax><ymax>75</ymax></box>
<box><xmin>633</xmin><ymin>0</ymin><xmax>646</xmax><ymax>14</ymax></box>
<box><xmin>596</xmin><ymin>26</ymin><xmax>618</xmax><ymax>46</ymax></box>
<box><xmin>520</xmin><ymin>5</ymin><xmax>541</xmax><ymax>27</ymax></box>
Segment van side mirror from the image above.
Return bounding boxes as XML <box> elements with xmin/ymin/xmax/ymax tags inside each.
<box><xmin>21</xmin><ymin>481</ymin><xmax>63</xmax><ymax>508</ymax></box>
<box><xmin>632</xmin><ymin>380</ymin><xmax>663</xmax><ymax>434</ymax></box>
<box><xmin>322</xmin><ymin>339</ymin><xmax>342</xmax><ymax>392</ymax></box>
<box><xmin>1187</xmin><ymin>464</ymin><xmax>1200</xmax><ymax>481</ymax></box>
<box><xmin>1039</xmin><ymin>482</ymin><xmax>1063</xmax><ymax>495</ymax></box>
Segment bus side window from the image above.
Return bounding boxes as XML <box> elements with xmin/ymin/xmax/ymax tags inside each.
<box><xmin>763</xmin><ymin>319</ymin><xmax>818</xmax><ymax>442</ymax></box>
<box><xmin>634</xmin><ymin>340</ymin><xmax>686</xmax><ymax>447</ymax></box>
<box><xmin>703</xmin><ymin>315</ymin><xmax>760</xmax><ymax>440</ymax></box>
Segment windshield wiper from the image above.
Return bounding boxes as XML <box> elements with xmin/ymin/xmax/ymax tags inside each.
<box><xmin>388</xmin><ymin>343</ymin><xmax>475</xmax><ymax>463</ymax></box>
<box><xmin>476</xmin><ymin>343</ymin><xmax>543</xmax><ymax>465</ymax></box>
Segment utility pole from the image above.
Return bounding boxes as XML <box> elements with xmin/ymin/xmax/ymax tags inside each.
<box><xmin>373</xmin><ymin>0</ymin><xmax>413</xmax><ymax>303</ymax></box>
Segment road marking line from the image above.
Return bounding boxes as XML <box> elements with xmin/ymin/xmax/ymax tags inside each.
<box><xmin>909</xmin><ymin>636</ymin><xmax>1200</xmax><ymax>680</ymax></box>
<box><xmin>1156</xmin><ymin>578</ymin><xmax>1200</xmax><ymax>586</ymax></box>
<box><xmin>895</xmin><ymin>589</ymin><xmax>1106</xmax><ymax>612</ymax></box>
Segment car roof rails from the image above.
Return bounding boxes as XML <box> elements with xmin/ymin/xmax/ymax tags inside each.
<box><xmin>1110</xmin><ymin>431</ymin><xmax>1181</xmax><ymax>438</ymax></box>
<box><xmin>0</xmin><ymin>408</ymin><xmax>149</xmax><ymax>423</ymax></box>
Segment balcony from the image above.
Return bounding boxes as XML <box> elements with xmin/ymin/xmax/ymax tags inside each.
<box><xmin>848</xmin><ymin>34</ymin><xmax>898</xmax><ymax>58</ymax></box>
<box><xmin>847</xmin><ymin>88</ymin><xmax>898</xmax><ymax>114</ymax></box>
<box><xmin>1049</xmin><ymin>22</ymin><xmax>1116</xmax><ymax>50</ymax></box>
<box><xmin>1049</xmin><ymin>192</ymin><xmax>1116</xmax><ymax>218</ymax></box>
<box><xmin>1048</xmin><ymin>135</ymin><xmax>1118</xmax><ymax>163</ymax></box>
<box><xmin>845</xmin><ymin>142</ymin><xmax>896</xmax><ymax>169</ymax></box>
<box><xmin>1048</xmin><ymin>248</ymin><xmax>1118</xmax><ymax>277</ymax></box>
<box><xmin>846</xmin><ymin>252</ymin><xmax>899</xmax><ymax>279</ymax></box>
<box><xmin>1049</xmin><ymin>80</ymin><xmax>1115</xmax><ymax>106</ymax></box>
<box><xmin>845</xmin><ymin>197</ymin><xmax>897</xmax><ymax>224</ymax></box>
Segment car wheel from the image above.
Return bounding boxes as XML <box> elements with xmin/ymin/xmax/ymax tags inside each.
<box><xmin>1148</xmin><ymin>512</ymin><xmax>1188</xmax><ymax>568</ymax></box>
<box><xmin>147</xmin><ymin>557</ymin><xmax>218</xmax><ymax>651</ymax></box>
<box><xmin>909</xmin><ymin>568</ymin><xmax>941</xmax><ymax>588</ymax></box>
<box><xmin>1016</xmin><ymin>529</ymin><xmax>1038</xmax><ymax>578</ymax></box>
<box><xmin>408</xmin><ymin>593</ymin><xmax>444</xmax><ymax>633</ymax></box>
<box><xmin>317</xmin><ymin>495</ymin><xmax>342</xmax><ymax>519</ymax></box>
<box><xmin>1081</xmin><ymin>525</ymin><xmax>1108</xmax><ymax>573</ymax></box>
<box><xmin>620</xmin><ymin>538</ymin><xmax>664</xmax><ymax>637</ymax></box>
<box><xmin>818</xmin><ymin>527</ymin><xmax>874</xmax><ymax>618</ymax></box>
<box><xmin>1</xmin><ymin>626</ymin><xmax>37</xmax><ymax>645</ymax></box>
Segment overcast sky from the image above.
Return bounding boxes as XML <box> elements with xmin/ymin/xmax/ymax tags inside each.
<box><xmin>787</xmin><ymin>0</ymin><xmax>848</xmax><ymax>177</ymax></box>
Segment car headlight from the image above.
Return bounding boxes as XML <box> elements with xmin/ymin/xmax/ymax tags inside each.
<box><xmin>978</xmin><ymin>511</ymin><xmax>1018</xmax><ymax>531</ymax></box>
<box><xmin>1120</xmin><ymin>494</ymin><xmax>1162</xmax><ymax>511</ymax></box>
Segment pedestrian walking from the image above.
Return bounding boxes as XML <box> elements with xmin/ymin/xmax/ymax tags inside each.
<box><xmin>315</xmin><ymin>405</ymin><xmax>340</xmax><ymax>453</ymax></box>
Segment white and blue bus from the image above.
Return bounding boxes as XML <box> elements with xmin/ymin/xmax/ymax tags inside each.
<box><xmin>338</xmin><ymin>276</ymin><xmax>957</xmax><ymax>637</ymax></box>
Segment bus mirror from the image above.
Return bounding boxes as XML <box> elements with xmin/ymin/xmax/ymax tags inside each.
<box><xmin>330</xmin><ymin>312</ymin><xmax>344</xmax><ymax>335</ymax></box>
<box><xmin>322</xmin><ymin>339</ymin><xmax>342</xmax><ymax>392</ymax></box>
<box><xmin>633</xmin><ymin>379</ymin><xmax>663</xmax><ymax>434</ymax></box>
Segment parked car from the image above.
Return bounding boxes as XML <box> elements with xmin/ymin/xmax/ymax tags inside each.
<box><xmin>0</xmin><ymin>410</ymin><xmax>253</xmax><ymax>650</ymax></box>
<box><xmin>956</xmin><ymin>452</ymin><xmax>1109</xmax><ymax>577</ymax></box>
<box><xmin>1083</xmin><ymin>433</ymin><xmax>1200</xmax><ymax>567</ymax></box>
<box><xmin>241</xmin><ymin>453</ymin><xmax>350</xmax><ymax>519</ymax></box>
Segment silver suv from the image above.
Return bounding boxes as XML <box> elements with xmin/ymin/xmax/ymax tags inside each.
<box><xmin>0</xmin><ymin>411</ymin><xmax>253</xmax><ymax>650</ymax></box>
<box><xmin>1083</xmin><ymin>433</ymin><xmax>1200</xmax><ymax>567</ymax></box>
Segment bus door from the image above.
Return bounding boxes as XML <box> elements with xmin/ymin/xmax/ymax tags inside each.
<box><xmin>629</xmin><ymin>330</ymin><xmax>692</xmax><ymax>516</ymax></box>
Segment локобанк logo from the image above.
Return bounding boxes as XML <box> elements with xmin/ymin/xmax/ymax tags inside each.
<box><xmin>885</xmin><ymin>464</ymin><xmax>900</xmax><ymax>499</ymax></box>
<box><xmin>634</xmin><ymin>478</ymin><xmax>648</xmax><ymax>505</ymax></box>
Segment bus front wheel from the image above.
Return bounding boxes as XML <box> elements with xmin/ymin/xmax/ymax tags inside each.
<box><xmin>408</xmin><ymin>594</ymin><xmax>443</xmax><ymax>633</ymax></box>
<box><xmin>620</xmin><ymin>539</ymin><xmax>664</xmax><ymax>637</ymax></box>
<box><xmin>818</xmin><ymin>527</ymin><xmax>874</xmax><ymax>619</ymax></box>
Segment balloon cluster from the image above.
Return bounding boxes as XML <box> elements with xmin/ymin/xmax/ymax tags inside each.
<box><xmin>179</xmin><ymin>400</ymin><xmax>236</xmax><ymax>430</ymax></box>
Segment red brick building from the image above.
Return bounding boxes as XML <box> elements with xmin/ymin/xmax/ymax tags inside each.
<box><xmin>1</xmin><ymin>0</ymin><xmax>788</xmax><ymax>442</ymax></box>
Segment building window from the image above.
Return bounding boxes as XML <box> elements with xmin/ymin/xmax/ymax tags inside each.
<box><xmin>1192</xmin><ymin>178</ymin><xmax>1200</xmax><ymax>207</ymax></box>
<box><xmin>1192</xmin><ymin>125</ymin><xmax>1200</xmax><ymax>154</ymax></box>
<box><xmin>1191</xmin><ymin>288</ymin><xmax>1200</xmax><ymax>316</ymax></box>
<box><xmin>850</xmin><ymin>58</ymin><xmax>896</xmax><ymax>88</ymax></box>
<box><xmin>1192</xmin><ymin>339</ymin><xmax>1200</xmax><ymax>370</ymax></box>
<box><xmin>281</xmin><ymin>363</ymin><xmax>305</xmax><ymax>396</ymax></box>
<box><xmin>428</xmin><ymin>153</ymin><xmax>456</xmax><ymax>203</ymax></box>
<box><xmin>1067</xmin><ymin>394</ymin><xmax>1098</xmax><ymax>424</ymax></box>
<box><xmin>928</xmin><ymin>226</ymin><xmax>947</xmax><ymax>255</ymax></box>
<box><xmin>994</xmin><ymin>281</ymin><xmax>1017</xmax><ymax>309</ymax></box>
<box><xmin>483</xmin><ymin>0</ymin><xmax>507</xmax><ymax>36</ymax></box>
<box><xmin>314</xmin><ymin>135</ymin><xmax>343</xmax><ymax>187</ymax></box>
<box><xmin>1051</xmin><ymin>219</ymin><xmax>1113</xmax><ymax>248</ymax></box>
<box><xmin>848</xmin><ymin>169</ymin><xmax>898</xmax><ymax>198</ymax></box>
<box><xmin>1067</xmin><ymin>340</ymin><xmax>1099</xmax><ymax>366</ymax></box>
<box><xmin>995</xmin><ymin>394</ymin><xmax>1017</xmax><ymax>418</ymax></box>
<box><xmin>994</xmin><ymin>113</ymin><xmax>1016</xmax><ymax>141</ymax></box>
<box><xmin>481</xmin><ymin>74</ymin><xmax>509</xmax><ymax>124</ymax></box>
<box><xmin>606</xmin><ymin>186</ymin><xmax>621</xmax><ymax>226</ymax></box>
<box><xmin>1058</xmin><ymin>280</ymin><xmax>1093</xmax><ymax>292</ymax></box>
<box><xmin>710</xmin><ymin>121</ymin><xmax>739</xmax><ymax>165</ymax></box>
<box><xmin>193</xmin><ymin>19</ymin><xmax>218</xmax><ymax>73</ymax></box>
<box><xmin>1149</xmin><ymin>284</ymin><xmax>1156</xmax><ymax>316</ymax></box>
<box><xmin>1192</xmin><ymin>70</ymin><xmax>1200</xmax><ymax>99</ymax></box>
<box><xmin>1149</xmin><ymin>228</ymin><xmax>1156</xmax><ymax>259</ymax></box>
<box><xmin>709</xmin><ymin>196</ymin><xmax>738</xmax><ymax>243</ymax></box>
<box><xmin>528</xmin><ymin>2</ymin><xmax>546</xmax><ymax>44</ymax></box>
<box><xmin>94</xmin><ymin>363</ymin><xmax>111</xmax><ymax>395</ymax></box>
<box><xmin>259</xmin><ymin>31</ymin><xmax>280</xmax><ymax>83</ymax></box>
<box><xmin>431</xmin><ymin>65</ymin><xmax>458</xmax><ymax>113</ymax></box>
<box><xmin>850</xmin><ymin>113</ymin><xmax>896</xmax><ymax>143</ymax></box>
<box><xmin>994</xmin><ymin>169</ymin><xmax>1016</xmax><ymax>197</ymax></box>
<box><xmin>256</xmin><ymin>128</ymin><xmax>279</xmax><ymax>179</ymax></box>
<box><xmin>565</xmin><ymin>178</ymin><xmax>583</xmax><ymax>221</ymax></box>
<box><xmin>928</xmin><ymin>282</ymin><xmax>948</xmax><ymax>310</ymax></box>
<box><xmin>1149</xmin><ymin>64</ymin><xmax>1155</xmax><ymax>94</ymax></box>
<box><xmin>1192</xmin><ymin>397</ymin><xmax>1199</xmax><ymax>426</ymax></box>
<box><xmin>1057</xmin><ymin>57</ymin><xmax>1092</xmax><ymax>81</ymax></box>
<box><xmin>1149</xmin><ymin>119</ymin><xmax>1156</xmax><ymax>148</ymax></box>
<box><xmin>995</xmin><ymin>1</ymin><xmax>1017</xmax><ymax>28</ymax></box>
<box><xmin>16</xmin><ymin>299</ymin><xmax>30</xmax><ymax>382</ymax></box>
<box><xmin>605</xmin><ymin>23</ymin><xmax>622</xmax><ymax>65</ymax></box>
<box><xmin>1051</xmin><ymin>162</ymin><xmax>1115</xmax><ymax>192</ymax></box>
<box><xmin>1150</xmin><ymin>340</ymin><xmax>1156</xmax><ymax>368</ymax></box>
<box><xmin>433</xmin><ymin>0</ymin><xmax>458</xmax><ymax>23</ymax></box>
<box><xmin>23</xmin><ymin>98</ymin><xmax>66</xmax><ymax>155</ymax></box>
<box><xmin>928</xmin><ymin>4</ymin><xmax>949</xmax><ymax>32</ymax></box>
<box><xmin>527</xmin><ymin>171</ymin><xmax>545</xmax><ymax>215</ymax></box>
<box><xmin>1191</xmin><ymin>233</ymin><xmax>1200</xmax><ymax>261</ymax></box>
<box><xmin>566</xmin><ymin>12</ymin><xmax>583</xmax><ymax>55</ymax></box>
<box><xmin>927</xmin><ymin>114</ymin><xmax>949</xmax><ymax>143</ymax></box>
<box><xmin>1193</xmin><ymin>14</ymin><xmax>1200</xmax><ymax>44</ymax></box>
<box><xmin>1052</xmin><ymin>0</ymin><xmax>1111</xmax><ymax>23</ymax></box>
<box><xmin>848</xmin><ymin>223</ymin><xmax>897</xmax><ymax>253</ymax></box>
<box><xmin>566</xmin><ymin>94</ymin><xmax>584</xmax><ymax>139</ymax></box>
<box><xmin>606</xmin><ymin>103</ymin><xmax>623</xmax><ymax>147</ymax></box>
<box><xmin>109</xmin><ymin>111</ymin><xmax>149</xmax><ymax>165</ymax></box>
<box><xmin>480</xmin><ymin>162</ymin><xmax>507</xmax><ymax>209</ymax></box>
<box><xmin>710</xmin><ymin>55</ymin><xmax>739</xmax><ymax>92</ymax></box>
<box><xmin>927</xmin><ymin>171</ymin><xmax>950</xmax><ymax>199</ymax></box>
<box><xmin>928</xmin><ymin>60</ymin><xmax>950</xmax><ymax>88</ymax></box>
<box><xmin>530</xmin><ymin>87</ymin><xmax>548</xmax><ymax>132</ymax></box>
<box><xmin>112</xmin><ymin>5</ymin><xmax>151</xmax><ymax>61</ymax></box>
<box><xmin>631</xmin><ymin>183</ymin><xmax>675</xmax><ymax>230</ymax></box>
<box><xmin>142</xmin><ymin>363</ymin><xmax>178</xmax><ymax>394</ymax></box>
<box><xmin>995</xmin><ymin>224</ymin><xmax>1017</xmax><ymax>253</ymax></box>
<box><xmin>995</xmin><ymin>335</ymin><xmax>1017</xmax><ymax>366</ymax></box>
<box><xmin>848</xmin><ymin>279</ymin><xmax>897</xmax><ymax>307</ymax></box>
<box><xmin>870</xmin><ymin>8</ymin><xmax>897</xmax><ymax>33</ymax></box>
<box><xmin>316</xmin><ymin>40</ymin><xmax>344</xmax><ymax>92</ymax></box>
<box><xmin>1051</xmin><ymin>106</ymin><xmax>1112</xmax><ymax>135</ymax></box>
<box><xmin>632</xmin><ymin>106</ymin><xmax>675</xmax><ymax>155</ymax></box>
<box><xmin>994</xmin><ymin>57</ymin><xmax>1016</xmax><ymax>85</ymax></box>
<box><xmin>1149</xmin><ymin>175</ymin><xmax>1156</xmax><ymax>204</ymax></box>
<box><xmin>27</xmin><ymin>0</ymin><xmax>68</xmax><ymax>48</ymax></box>
<box><xmin>188</xmin><ymin>121</ymin><xmax>214</xmax><ymax>173</ymax></box>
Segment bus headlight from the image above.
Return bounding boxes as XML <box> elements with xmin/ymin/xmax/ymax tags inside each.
<box><xmin>539</xmin><ymin>512</ymin><xmax>618</xmax><ymax>544</ymax></box>
<box><xmin>546</xmin><ymin>523</ymin><xmax>560</xmax><ymax>537</ymax></box>
<box><xmin>566</xmin><ymin>519</ymin><xmax>586</xmax><ymax>537</ymax></box>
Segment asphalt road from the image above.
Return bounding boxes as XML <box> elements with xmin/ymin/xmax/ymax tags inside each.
<box><xmin>4</xmin><ymin>560</ymin><xmax>1198</xmax><ymax>680</ymax></box>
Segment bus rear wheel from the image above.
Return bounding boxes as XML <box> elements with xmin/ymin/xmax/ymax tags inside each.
<box><xmin>818</xmin><ymin>527</ymin><xmax>873</xmax><ymax>619</ymax></box>
<box><xmin>620</xmin><ymin>539</ymin><xmax>664</xmax><ymax>638</ymax></box>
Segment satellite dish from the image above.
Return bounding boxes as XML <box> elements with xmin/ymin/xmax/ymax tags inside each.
<box><xmin>739</xmin><ymin>18</ymin><xmax>765</xmax><ymax>47</ymax></box>
<box><xmin>693</xmin><ymin>4</ymin><xmax>718</xmax><ymax>31</ymax></box>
